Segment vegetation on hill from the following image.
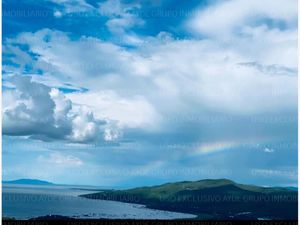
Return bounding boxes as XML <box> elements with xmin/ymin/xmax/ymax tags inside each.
<box><xmin>81</xmin><ymin>179</ymin><xmax>297</xmax><ymax>220</ymax></box>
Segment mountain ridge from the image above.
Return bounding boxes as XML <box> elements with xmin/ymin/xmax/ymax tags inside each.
<box><xmin>81</xmin><ymin>178</ymin><xmax>297</xmax><ymax>220</ymax></box>
<box><xmin>3</xmin><ymin>179</ymin><xmax>53</xmax><ymax>185</ymax></box>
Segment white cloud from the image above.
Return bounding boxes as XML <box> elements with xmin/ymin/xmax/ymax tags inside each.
<box><xmin>264</xmin><ymin>147</ymin><xmax>275</xmax><ymax>153</ymax></box>
<box><xmin>3</xmin><ymin>76</ymin><xmax>121</xmax><ymax>143</ymax></box>
<box><xmin>8</xmin><ymin>29</ymin><xmax>136</xmax><ymax>84</ymax></box>
<box><xmin>99</xmin><ymin>0</ymin><xmax>144</xmax><ymax>45</ymax></box>
<box><xmin>98</xmin><ymin>0</ymin><xmax>142</xmax><ymax>24</ymax></box>
<box><xmin>38</xmin><ymin>152</ymin><xmax>83</xmax><ymax>167</ymax></box>
<box><xmin>104</xmin><ymin>123</ymin><xmax>123</xmax><ymax>141</ymax></box>
<box><xmin>48</xmin><ymin>0</ymin><xmax>94</xmax><ymax>14</ymax></box>
<box><xmin>3</xmin><ymin>76</ymin><xmax>56</xmax><ymax>136</ymax></box>
<box><xmin>53</xmin><ymin>10</ymin><xmax>63</xmax><ymax>18</ymax></box>
<box><xmin>67</xmin><ymin>91</ymin><xmax>160</xmax><ymax>129</ymax></box>
<box><xmin>50</xmin><ymin>88</ymin><xmax>72</xmax><ymax>131</ymax></box>
<box><xmin>3</xmin><ymin>18</ymin><xmax>297</xmax><ymax>141</ymax></box>
<box><xmin>106</xmin><ymin>15</ymin><xmax>143</xmax><ymax>33</ymax></box>
<box><xmin>188</xmin><ymin>0</ymin><xmax>297</xmax><ymax>38</ymax></box>
<box><xmin>68</xmin><ymin>106</ymin><xmax>104</xmax><ymax>142</ymax></box>
<box><xmin>48</xmin><ymin>0</ymin><xmax>145</xmax><ymax>46</ymax></box>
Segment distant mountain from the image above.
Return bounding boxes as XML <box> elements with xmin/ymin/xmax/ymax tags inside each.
<box><xmin>81</xmin><ymin>179</ymin><xmax>297</xmax><ymax>220</ymax></box>
<box><xmin>285</xmin><ymin>186</ymin><xmax>298</xmax><ymax>191</ymax></box>
<box><xmin>3</xmin><ymin>179</ymin><xmax>53</xmax><ymax>185</ymax></box>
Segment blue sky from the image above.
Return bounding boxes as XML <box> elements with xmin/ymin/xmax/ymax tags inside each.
<box><xmin>2</xmin><ymin>0</ymin><xmax>298</xmax><ymax>187</ymax></box>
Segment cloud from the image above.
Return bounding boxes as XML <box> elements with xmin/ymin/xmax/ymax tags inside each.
<box><xmin>237</xmin><ymin>62</ymin><xmax>297</xmax><ymax>76</ymax></box>
<box><xmin>3</xmin><ymin>0</ymin><xmax>297</xmax><ymax>149</ymax></box>
<box><xmin>3</xmin><ymin>29</ymin><xmax>162</xmax><ymax>129</ymax></box>
<box><xmin>98</xmin><ymin>0</ymin><xmax>145</xmax><ymax>45</ymax></box>
<box><xmin>4</xmin><ymin>29</ymin><xmax>297</xmax><ymax>117</ymax></box>
<box><xmin>187</xmin><ymin>0</ymin><xmax>297</xmax><ymax>38</ymax></box>
<box><xmin>264</xmin><ymin>147</ymin><xmax>275</xmax><ymax>153</ymax></box>
<box><xmin>53</xmin><ymin>10</ymin><xmax>63</xmax><ymax>18</ymax></box>
<box><xmin>186</xmin><ymin>1</ymin><xmax>297</xmax><ymax>69</ymax></box>
<box><xmin>6</xmin><ymin>29</ymin><xmax>140</xmax><ymax>83</ymax></box>
<box><xmin>99</xmin><ymin>0</ymin><xmax>143</xmax><ymax>29</ymax></box>
<box><xmin>47</xmin><ymin>0</ymin><xmax>94</xmax><ymax>14</ymax></box>
<box><xmin>3</xmin><ymin>75</ymin><xmax>121</xmax><ymax>143</ymax></box>
<box><xmin>68</xmin><ymin>107</ymin><xmax>101</xmax><ymax>142</ymax></box>
<box><xmin>67</xmin><ymin>91</ymin><xmax>160</xmax><ymax>129</ymax></box>
<box><xmin>45</xmin><ymin>0</ymin><xmax>145</xmax><ymax>46</ymax></box>
<box><xmin>38</xmin><ymin>152</ymin><xmax>83</xmax><ymax>167</ymax></box>
<box><xmin>3</xmin><ymin>75</ymin><xmax>57</xmax><ymax>136</ymax></box>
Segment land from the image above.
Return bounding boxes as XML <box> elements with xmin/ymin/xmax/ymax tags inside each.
<box><xmin>81</xmin><ymin>179</ymin><xmax>298</xmax><ymax>220</ymax></box>
<box><xmin>3</xmin><ymin>179</ymin><xmax>54</xmax><ymax>185</ymax></box>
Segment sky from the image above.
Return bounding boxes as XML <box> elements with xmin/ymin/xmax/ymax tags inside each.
<box><xmin>2</xmin><ymin>0</ymin><xmax>298</xmax><ymax>188</ymax></box>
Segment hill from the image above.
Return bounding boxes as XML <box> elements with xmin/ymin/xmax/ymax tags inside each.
<box><xmin>81</xmin><ymin>179</ymin><xmax>297</xmax><ymax>220</ymax></box>
<box><xmin>3</xmin><ymin>179</ymin><xmax>53</xmax><ymax>185</ymax></box>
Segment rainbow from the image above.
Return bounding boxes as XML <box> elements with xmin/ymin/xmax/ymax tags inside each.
<box><xmin>193</xmin><ymin>141</ymin><xmax>240</xmax><ymax>155</ymax></box>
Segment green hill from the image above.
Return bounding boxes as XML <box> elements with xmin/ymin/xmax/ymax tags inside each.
<box><xmin>81</xmin><ymin>179</ymin><xmax>297</xmax><ymax>220</ymax></box>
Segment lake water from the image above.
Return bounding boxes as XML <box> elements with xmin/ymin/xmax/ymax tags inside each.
<box><xmin>3</xmin><ymin>184</ymin><xmax>197</xmax><ymax>220</ymax></box>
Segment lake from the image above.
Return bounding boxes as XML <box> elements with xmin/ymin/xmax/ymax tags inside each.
<box><xmin>2</xmin><ymin>184</ymin><xmax>197</xmax><ymax>220</ymax></box>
